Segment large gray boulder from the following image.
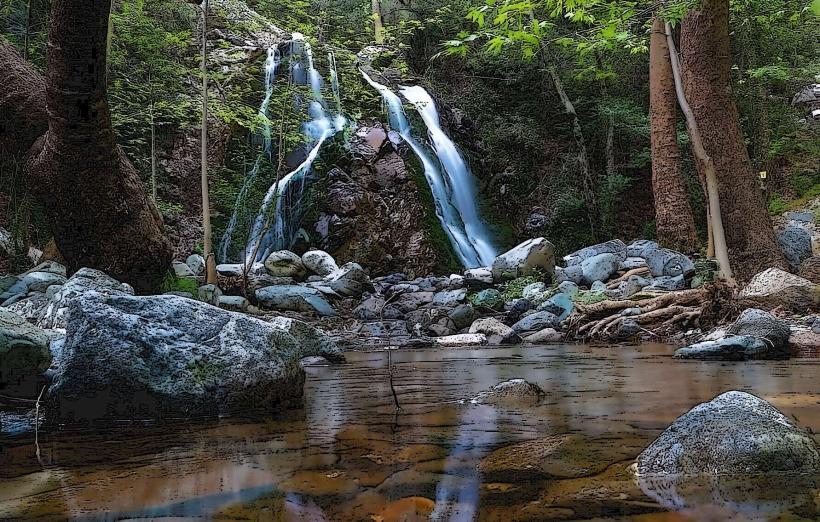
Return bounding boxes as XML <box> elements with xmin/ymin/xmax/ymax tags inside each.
<box><xmin>47</xmin><ymin>294</ymin><xmax>341</xmax><ymax>422</ymax></box>
<box><xmin>491</xmin><ymin>238</ymin><xmax>555</xmax><ymax>281</ymax></box>
<box><xmin>636</xmin><ymin>391</ymin><xmax>820</xmax><ymax>475</ymax></box>
<box><xmin>255</xmin><ymin>285</ymin><xmax>336</xmax><ymax>316</ymax></box>
<box><xmin>739</xmin><ymin>268</ymin><xmax>819</xmax><ymax>312</ymax></box>
<box><xmin>38</xmin><ymin>268</ymin><xmax>134</xmax><ymax>329</ymax></box>
<box><xmin>511</xmin><ymin>311</ymin><xmax>558</xmax><ymax>333</ymax></box>
<box><xmin>0</xmin><ymin>310</ymin><xmax>52</xmax><ymax>384</ymax></box>
<box><xmin>777</xmin><ymin>222</ymin><xmax>813</xmax><ymax>272</ymax></box>
<box><xmin>301</xmin><ymin>250</ymin><xmax>339</xmax><ymax>276</ymax></box>
<box><xmin>323</xmin><ymin>262</ymin><xmax>373</xmax><ymax>298</ymax></box>
<box><xmin>469</xmin><ymin>317</ymin><xmax>520</xmax><ymax>345</ymax></box>
<box><xmin>627</xmin><ymin>240</ymin><xmax>695</xmax><ymax>277</ymax></box>
<box><xmin>579</xmin><ymin>253</ymin><xmax>621</xmax><ymax>286</ymax></box>
<box><xmin>563</xmin><ymin>239</ymin><xmax>626</xmax><ymax>266</ymax></box>
<box><xmin>264</xmin><ymin>250</ymin><xmax>306</xmax><ymax>279</ymax></box>
<box><xmin>726</xmin><ymin>308</ymin><xmax>791</xmax><ymax>349</ymax></box>
<box><xmin>674</xmin><ymin>335</ymin><xmax>783</xmax><ymax>360</ymax></box>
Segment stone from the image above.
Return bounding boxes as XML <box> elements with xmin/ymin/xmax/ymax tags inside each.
<box><xmin>406</xmin><ymin>308</ymin><xmax>453</xmax><ymax>337</ymax></box>
<box><xmin>644</xmin><ymin>275</ymin><xmax>685</xmax><ymax>292</ymax></box>
<box><xmin>777</xmin><ymin>222</ymin><xmax>813</xmax><ymax>271</ymax></box>
<box><xmin>726</xmin><ymin>308</ymin><xmax>791</xmax><ymax>349</ymax></box>
<box><xmin>590</xmin><ymin>280</ymin><xmax>607</xmax><ymax>293</ymax></box>
<box><xmin>218</xmin><ymin>295</ymin><xmax>250</xmax><ymax>312</ymax></box>
<box><xmin>21</xmin><ymin>260</ymin><xmax>67</xmax><ymax>277</ymax></box>
<box><xmin>255</xmin><ymin>285</ymin><xmax>336</xmax><ymax>316</ymax></box>
<box><xmin>674</xmin><ymin>335</ymin><xmax>786</xmax><ymax>360</ymax></box>
<box><xmin>197</xmin><ymin>284</ymin><xmax>222</xmax><ymax>306</ymax></box>
<box><xmin>264</xmin><ymin>250</ymin><xmax>306</xmax><ymax>279</ymax></box>
<box><xmin>491</xmin><ymin>238</ymin><xmax>556</xmax><ymax>281</ymax></box>
<box><xmin>620</xmin><ymin>257</ymin><xmax>649</xmax><ymax>270</ymax></box>
<box><xmin>20</xmin><ymin>271</ymin><xmax>67</xmax><ymax>293</ymax></box>
<box><xmin>564</xmin><ymin>239</ymin><xmax>627</xmax><ymax>266</ymax></box>
<box><xmin>579</xmin><ymin>253</ymin><xmax>621</xmax><ymax>286</ymax></box>
<box><xmin>470</xmin><ymin>379</ymin><xmax>545</xmax><ymax>405</ymax></box>
<box><xmin>432</xmin><ymin>288</ymin><xmax>467</xmax><ymax>307</ymax></box>
<box><xmin>0</xmin><ymin>310</ymin><xmax>52</xmax><ymax>384</ymax></box>
<box><xmin>46</xmin><ymin>294</ymin><xmax>341</xmax><ymax>422</ymax></box>
<box><xmin>555</xmin><ymin>281</ymin><xmax>578</xmax><ymax>298</ymax></box>
<box><xmin>355</xmin><ymin>320</ymin><xmax>409</xmax><ymax>338</ymax></box>
<box><xmin>536</xmin><ymin>293</ymin><xmax>574</xmax><ymax>321</ymax></box>
<box><xmin>554</xmin><ymin>265</ymin><xmax>583</xmax><ymax>285</ymax></box>
<box><xmin>3</xmin><ymin>293</ymin><xmax>50</xmax><ymax>323</ymax></box>
<box><xmin>739</xmin><ymin>268</ymin><xmax>819</xmax><ymax>312</ymax></box>
<box><xmin>627</xmin><ymin>240</ymin><xmax>695</xmax><ymax>277</ymax></box>
<box><xmin>472</xmin><ymin>288</ymin><xmax>504</xmax><ymax>310</ymax></box>
<box><xmin>268</xmin><ymin>316</ymin><xmax>344</xmax><ymax>363</ymax></box>
<box><xmin>798</xmin><ymin>256</ymin><xmax>820</xmax><ymax>283</ymax></box>
<box><xmin>463</xmin><ymin>267</ymin><xmax>493</xmax><ymax>287</ymax></box>
<box><xmin>511</xmin><ymin>311</ymin><xmax>558</xmax><ymax>333</ymax></box>
<box><xmin>216</xmin><ymin>263</ymin><xmax>245</xmax><ymax>277</ymax></box>
<box><xmin>434</xmin><ymin>333</ymin><xmax>488</xmax><ymax>347</ymax></box>
<box><xmin>324</xmin><ymin>262</ymin><xmax>372</xmax><ymax>298</ymax></box>
<box><xmin>354</xmin><ymin>296</ymin><xmax>402</xmax><ymax>320</ymax></box>
<box><xmin>173</xmin><ymin>261</ymin><xmax>196</xmax><ymax>278</ymax></box>
<box><xmin>521</xmin><ymin>282</ymin><xmax>546</xmax><ymax>300</ymax></box>
<box><xmin>788</xmin><ymin>328</ymin><xmax>820</xmax><ymax>356</ymax></box>
<box><xmin>620</xmin><ymin>274</ymin><xmax>651</xmax><ymax>298</ymax></box>
<box><xmin>38</xmin><ymin>268</ymin><xmax>133</xmax><ymax>330</ymax></box>
<box><xmin>784</xmin><ymin>211</ymin><xmax>814</xmax><ymax>223</ymax></box>
<box><xmin>301</xmin><ymin>250</ymin><xmax>339</xmax><ymax>276</ymax></box>
<box><xmin>448</xmin><ymin>304</ymin><xmax>475</xmax><ymax>330</ymax></box>
<box><xmin>447</xmin><ymin>274</ymin><xmax>465</xmax><ymax>289</ymax></box>
<box><xmin>393</xmin><ymin>292</ymin><xmax>434</xmax><ymax>313</ymax></box>
<box><xmin>186</xmin><ymin>254</ymin><xmax>206</xmax><ymax>275</ymax></box>
<box><xmin>524</xmin><ymin>327</ymin><xmax>562</xmax><ymax>343</ymax></box>
<box><xmin>635</xmin><ymin>391</ymin><xmax>820</xmax><ymax>475</ymax></box>
<box><xmin>469</xmin><ymin>317</ymin><xmax>520</xmax><ymax>345</ymax></box>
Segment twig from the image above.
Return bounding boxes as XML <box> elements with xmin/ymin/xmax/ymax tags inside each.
<box><xmin>35</xmin><ymin>384</ymin><xmax>46</xmax><ymax>467</ymax></box>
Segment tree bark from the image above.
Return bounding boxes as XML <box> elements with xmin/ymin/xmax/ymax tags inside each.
<box><xmin>21</xmin><ymin>0</ymin><xmax>171</xmax><ymax>293</ymax></box>
<box><xmin>201</xmin><ymin>0</ymin><xmax>218</xmax><ymax>284</ymax></box>
<box><xmin>649</xmin><ymin>18</ymin><xmax>698</xmax><ymax>253</ymax></box>
<box><xmin>680</xmin><ymin>0</ymin><xmax>785</xmax><ymax>281</ymax></box>
<box><xmin>372</xmin><ymin>0</ymin><xmax>385</xmax><ymax>44</ymax></box>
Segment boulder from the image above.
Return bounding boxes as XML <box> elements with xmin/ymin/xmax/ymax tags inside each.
<box><xmin>619</xmin><ymin>274</ymin><xmax>651</xmax><ymax>298</ymax></box>
<box><xmin>186</xmin><ymin>254</ymin><xmax>206</xmax><ymax>276</ymax></box>
<box><xmin>353</xmin><ymin>296</ymin><xmax>402</xmax><ymax>320</ymax></box>
<box><xmin>798</xmin><ymin>256</ymin><xmax>820</xmax><ymax>283</ymax></box>
<box><xmin>434</xmin><ymin>333</ymin><xmax>487</xmax><ymax>348</ymax></box>
<box><xmin>3</xmin><ymin>293</ymin><xmax>50</xmax><ymax>323</ymax></box>
<box><xmin>470</xmin><ymin>379</ymin><xmax>545</xmax><ymax>406</ymax></box>
<box><xmin>524</xmin><ymin>327</ymin><xmax>562</xmax><ymax>343</ymax></box>
<box><xmin>579</xmin><ymin>253</ymin><xmax>621</xmax><ymax>286</ymax></box>
<box><xmin>218</xmin><ymin>295</ymin><xmax>249</xmax><ymax>313</ymax></box>
<box><xmin>505</xmin><ymin>298</ymin><xmax>531</xmax><ymax>323</ymax></box>
<box><xmin>268</xmin><ymin>316</ymin><xmax>344</xmax><ymax>363</ymax></box>
<box><xmin>20</xmin><ymin>271</ymin><xmax>67</xmax><ymax>293</ymax></box>
<box><xmin>556</xmin><ymin>281</ymin><xmax>579</xmax><ymax>298</ymax></box>
<box><xmin>172</xmin><ymin>261</ymin><xmax>196</xmax><ymax>278</ymax></box>
<box><xmin>620</xmin><ymin>257</ymin><xmax>649</xmax><ymax>271</ymax></box>
<box><xmin>554</xmin><ymin>265</ymin><xmax>583</xmax><ymax>285</ymax></box>
<box><xmin>788</xmin><ymin>328</ymin><xmax>820</xmax><ymax>356</ymax></box>
<box><xmin>255</xmin><ymin>285</ymin><xmax>336</xmax><ymax>316</ymax></box>
<box><xmin>726</xmin><ymin>308</ymin><xmax>791</xmax><ymax>349</ymax></box>
<box><xmin>739</xmin><ymin>268</ymin><xmax>819</xmax><ymax>312</ymax></box>
<box><xmin>0</xmin><ymin>310</ymin><xmax>52</xmax><ymax>384</ymax></box>
<box><xmin>511</xmin><ymin>311</ymin><xmax>558</xmax><ymax>334</ymax></box>
<box><xmin>197</xmin><ymin>284</ymin><xmax>222</xmax><ymax>306</ymax></box>
<box><xmin>644</xmin><ymin>275</ymin><xmax>685</xmax><ymax>292</ymax></box>
<box><xmin>674</xmin><ymin>336</ymin><xmax>785</xmax><ymax>360</ymax></box>
<box><xmin>777</xmin><ymin>222</ymin><xmax>813</xmax><ymax>271</ymax></box>
<box><xmin>301</xmin><ymin>250</ymin><xmax>339</xmax><ymax>277</ymax></box>
<box><xmin>448</xmin><ymin>303</ymin><xmax>475</xmax><ymax>330</ymax></box>
<box><xmin>406</xmin><ymin>308</ymin><xmax>454</xmax><ymax>337</ymax></box>
<box><xmin>491</xmin><ymin>238</ymin><xmax>556</xmax><ymax>281</ymax></box>
<box><xmin>536</xmin><ymin>293</ymin><xmax>574</xmax><ymax>321</ymax></box>
<box><xmin>38</xmin><ymin>268</ymin><xmax>133</xmax><ymax>330</ymax></box>
<box><xmin>627</xmin><ymin>240</ymin><xmax>694</xmax><ymax>277</ymax></box>
<box><xmin>432</xmin><ymin>288</ymin><xmax>467</xmax><ymax>307</ymax></box>
<box><xmin>393</xmin><ymin>291</ymin><xmax>434</xmax><ymax>313</ymax></box>
<box><xmin>472</xmin><ymin>288</ymin><xmax>504</xmax><ymax>310</ymax></box>
<box><xmin>264</xmin><ymin>250</ymin><xmax>306</xmax><ymax>279</ymax></box>
<box><xmin>324</xmin><ymin>262</ymin><xmax>372</xmax><ymax>298</ymax></box>
<box><xmin>635</xmin><ymin>391</ymin><xmax>820</xmax><ymax>475</ymax></box>
<box><xmin>46</xmin><ymin>294</ymin><xmax>340</xmax><ymax>422</ymax></box>
<box><xmin>463</xmin><ymin>267</ymin><xmax>493</xmax><ymax>287</ymax></box>
<box><xmin>521</xmin><ymin>282</ymin><xmax>546</xmax><ymax>300</ymax></box>
<box><xmin>469</xmin><ymin>317</ymin><xmax>520</xmax><ymax>345</ymax></box>
<box><xmin>564</xmin><ymin>239</ymin><xmax>627</xmax><ymax>266</ymax></box>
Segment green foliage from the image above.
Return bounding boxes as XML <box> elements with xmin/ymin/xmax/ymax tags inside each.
<box><xmin>160</xmin><ymin>273</ymin><xmax>199</xmax><ymax>295</ymax></box>
<box><xmin>500</xmin><ymin>272</ymin><xmax>547</xmax><ymax>300</ymax></box>
<box><xmin>575</xmin><ymin>290</ymin><xmax>608</xmax><ymax>305</ymax></box>
<box><xmin>598</xmin><ymin>173</ymin><xmax>632</xmax><ymax>235</ymax></box>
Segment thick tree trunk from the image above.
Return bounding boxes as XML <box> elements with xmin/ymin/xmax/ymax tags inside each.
<box><xmin>680</xmin><ymin>0</ymin><xmax>785</xmax><ymax>281</ymax></box>
<box><xmin>201</xmin><ymin>0</ymin><xmax>218</xmax><ymax>284</ymax></box>
<box><xmin>372</xmin><ymin>0</ymin><xmax>385</xmax><ymax>44</ymax></box>
<box><xmin>649</xmin><ymin>18</ymin><xmax>698</xmax><ymax>253</ymax></box>
<box><xmin>24</xmin><ymin>0</ymin><xmax>171</xmax><ymax>293</ymax></box>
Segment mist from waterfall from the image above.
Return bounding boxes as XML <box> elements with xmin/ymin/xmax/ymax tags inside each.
<box><xmin>218</xmin><ymin>47</ymin><xmax>280</xmax><ymax>263</ymax></box>
<box><xmin>244</xmin><ymin>34</ymin><xmax>345</xmax><ymax>263</ymax></box>
<box><xmin>361</xmin><ymin>70</ymin><xmax>497</xmax><ymax>268</ymax></box>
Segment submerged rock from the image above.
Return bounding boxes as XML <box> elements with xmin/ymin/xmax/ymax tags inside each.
<box><xmin>491</xmin><ymin>237</ymin><xmax>556</xmax><ymax>281</ymax></box>
<box><xmin>47</xmin><ymin>294</ymin><xmax>340</xmax><ymax>422</ymax></box>
<box><xmin>470</xmin><ymin>378</ymin><xmax>545</xmax><ymax>406</ymax></box>
<box><xmin>636</xmin><ymin>391</ymin><xmax>820</xmax><ymax>475</ymax></box>
<box><xmin>256</xmin><ymin>285</ymin><xmax>336</xmax><ymax>316</ymax></box>
<box><xmin>674</xmin><ymin>335</ymin><xmax>785</xmax><ymax>360</ymax></box>
<box><xmin>0</xmin><ymin>310</ymin><xmax>52</xmax><ymax>384</ymax></box>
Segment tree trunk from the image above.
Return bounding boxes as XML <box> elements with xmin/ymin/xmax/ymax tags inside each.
<box><xmin>649</xmin><ymin>18</ymin><xmax>698</xmax><ymax>253</ymax></box>
<box><xmin>665</xmin><ymin>22</ymin><xmax>734</xmax><ymax>283</ymax></box>
<box><xmin>22</xmin><ymin>0</ymin><xmax>171</xmax><ymax>293</ymax></box>
<box><xmin>679</xmin><ymin>0</ymin><xmax>785</xmax><ymax>281</ymax></box>
<box><xmin>201</xmin><ymin>0</ymin><xmax>217</xmax><ymax>284</ymax></box>
<box><xmin>372</xmin><ymin>0</ymin><xmax>385</xmax><ymax>44</ymax></box>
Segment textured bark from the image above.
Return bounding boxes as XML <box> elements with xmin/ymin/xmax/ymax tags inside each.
<box><xmin>680</xmin><ymin>0</ymin><xmax>785</xmax><ymax>281</ymax></box>
<box><xmin>24</xmin><ymin>0</ymin><xmax>171</xmax><ymax>292</ymax></box>
<box><xmin>649</xmin><ymin>19</ymin><xmax>698</xmax><ymax>253</ymax></box>
<box><xmin>0</xmin><ymin>40</ymin><xmax>48</xmax><ymax>155</ymax></box>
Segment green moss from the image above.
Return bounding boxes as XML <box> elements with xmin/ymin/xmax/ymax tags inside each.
<box><xmin>500</xmin><ymin>272</ymin><xmax>547</xmax><ymax>300</ymax></box>
<box><xmin>160</xmin><ymin>273</ymin><xmax>198</xmax><ymax>295</ymax></box>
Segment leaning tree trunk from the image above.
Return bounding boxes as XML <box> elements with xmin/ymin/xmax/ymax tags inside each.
<box><xmin>21</xmin><ymin>0</ymin><xmax>171</xmax><ymax>293</ymax></box>
<box><xmin>680</xmin><ymin>0</ymin><xmax>785</xmax><ymax>281</ymax></box>
<box><xmin>649</xmin><ymin>18</ymin><xmax>698</xmax><ymax>253</ymax></box>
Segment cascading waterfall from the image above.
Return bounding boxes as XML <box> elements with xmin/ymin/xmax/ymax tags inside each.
<box><xmin>246</xmin><ymin>33</ymin><xmax>345</xmax><ymax>263</ymax></box>
<box><xmin>361</xmin><ymin>70</ymin><xmax>497</xmax><ymax>268</ymax></box>
<box><xmin>218</xmin><ymin>47</ymin><xmax>280</xmax><ymax>262</ymax></box>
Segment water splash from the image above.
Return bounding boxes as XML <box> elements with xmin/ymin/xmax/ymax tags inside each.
<box><xmin>218</xmin><ymin>47</ymin><xmax>280</xmax><ymax>262</ymax></box>
<box><xmin>361</xmin><ymin>70</ymin><xmax>497</xmax><ymax>268</ymax></box>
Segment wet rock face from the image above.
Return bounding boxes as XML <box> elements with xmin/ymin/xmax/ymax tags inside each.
<box><xmin>47</xmin><ymin>294</ymin><xmax>340</xmax><ymax>422</ymax></box>
<box><xmin>0</xmin><ymin>309</ymin><xmax>52</xmax><ymax>384</ymax></box>
<box><xmin>636</xmin><ymin>391</ymin><xmax>820</xmax><ymax>475</ymax></box>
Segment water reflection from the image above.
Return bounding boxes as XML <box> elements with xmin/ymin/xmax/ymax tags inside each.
<box><xmin>0</xmin><ymin>344</ymin><xmax>818</xmax><ymax>520</ymax></box>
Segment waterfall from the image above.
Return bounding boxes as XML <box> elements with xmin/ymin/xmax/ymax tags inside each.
<box><xmin>361</xmin><ymin>70</ymin><xmax>497</xmax><ymax>268</ymax></box>
<box><xmin>399</xmin><ymin>86</ymin><xmax>497</xmax><ymax>267</ymax></box>
<box><xmin>245</xmin><ymin>34</ymin><xmax>345</xmax><ymax>263</ymax></box>
<box><xmin>218</xmin><ymin>47</ymin><xmax>280</xmax><ymax>262</ymax></box>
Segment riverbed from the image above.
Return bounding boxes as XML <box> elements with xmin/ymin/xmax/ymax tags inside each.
<box><xmin>1</xmin><ymin>343</ymin><xmax>818</xmax><ymax>520</ymax></box>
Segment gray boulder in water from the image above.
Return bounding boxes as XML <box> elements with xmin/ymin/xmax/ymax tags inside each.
<box><xmin>636</xmin><ymin>391</ymin><xmax>820</xmax><ymax>475</ymax></box>
<box><xmin>470</xmin><ymin>378</ymin><xmax>545</xmax><ymax>406</ymax></box>
<box><xmin>255</xmin><ymin>285</ymin><xmax>336</xmax><ymax>316</ymax></box>
<box><xmin>46</xmin><ymin>294</ymin><xmax>342</xmax><ymax>422</ymax></box>
<box><xmin>674</xmin><ymin>335</ymin><xmax>785</xmax><ymax>360</ymax></box>
<box><xmin>726</xmin><ymin>308</ymin><xmax>791</xmax><ymax>349</ymax></box>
